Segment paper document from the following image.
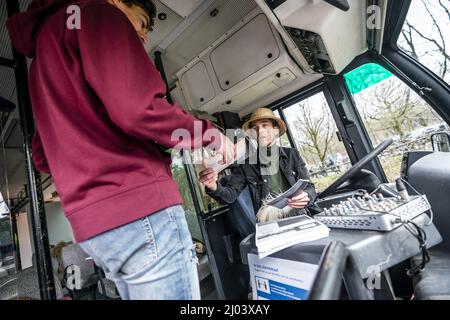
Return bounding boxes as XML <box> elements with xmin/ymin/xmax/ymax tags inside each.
<box><xmin>248</xmin><ymin>254</ymin><xmax>318</xmax><ymax>300</ymax></box>
<box><xmin>255</xmin><ymin>215</ymin><xmax>330</xmax><ymax>259</ymax></box>
<box><xmin>266</xmin><ymin>179</ymin><xmax>312</xmax><ymax>209</ymax></box>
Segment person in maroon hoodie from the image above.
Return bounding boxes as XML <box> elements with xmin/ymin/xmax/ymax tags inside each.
<box><xmin>6</xmin><ymin>0</ymin><xmax>235</xmax><ymax>300</ymax></box>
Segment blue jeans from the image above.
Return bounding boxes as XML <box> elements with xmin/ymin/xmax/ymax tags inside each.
<box><xmin>79</xmin><ymin>205</ymin><xmax>200</xmax><ymax>300</ymax></box>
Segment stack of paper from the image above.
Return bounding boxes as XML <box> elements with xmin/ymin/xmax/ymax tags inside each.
<box><xmin>255</xmin><ymin>215</ymin><xmax>330</xmax><ymax>259</ymax></box>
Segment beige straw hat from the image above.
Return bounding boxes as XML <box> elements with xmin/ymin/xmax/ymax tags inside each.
<box><xmin>242</xmin><ymin>108</ymin><xmax>287</xmax><ymax>136</ymax></box>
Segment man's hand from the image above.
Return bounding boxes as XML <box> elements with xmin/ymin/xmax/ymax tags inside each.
<box><xmin>209</xmin><ymin>133</ymin><xmax>235</xmax><ymax>165</ymax></box>
<box><xmin>288</xmin><ymin>191</ymin><xmax>310</xmax><ymax>209</ymax></box>
<box><xmin>199</xmin><ymin>168</ymin><xmax>219</xmax><ymax>192</ymax></box>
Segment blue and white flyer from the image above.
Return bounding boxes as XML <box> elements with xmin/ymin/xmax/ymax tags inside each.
<box><xmin>248</xmin><ymin>253</ymin><xmax>318</xmax><ymax>300</ymax></box>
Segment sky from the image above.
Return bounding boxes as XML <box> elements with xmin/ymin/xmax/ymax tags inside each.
<box><xmin>398</xmin><ymin>0</ymin><xmax>450</xmax><ymax>84</ymax></box>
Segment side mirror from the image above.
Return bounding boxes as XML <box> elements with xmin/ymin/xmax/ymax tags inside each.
<box><xmin>431</xmin><ymin>132</ymin><xmax>450</xmax><ymax>152</ymax></box>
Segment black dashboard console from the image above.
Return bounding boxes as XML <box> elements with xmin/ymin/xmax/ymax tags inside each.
<box><xmin>285</xmin><ymin>28</ymin><xmax>335</xmax><ymax>74</ymax></box>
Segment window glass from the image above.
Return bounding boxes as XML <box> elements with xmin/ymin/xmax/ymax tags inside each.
<box><xmin>0</xmin><ymin>217</ymin><xmax>16</xmax><ymax>283</ymax></box>
<box><xmin>282</xmin><ymin>92</ymin><xmax>348</xmax><ymax>192</ymax></box>
<box><xmin>397</xmin><ymin>0</ymin><xmax>450</xmax><ymax>86</ymax></box>
<box><xmin>345</xmin><ymin>63</ymin><xmax>447</xmax><ymax>182</ymax></box>
<box><xmin>0</xmin><ymin>123</ymin><xmax>18</xmax><ymax>299</ymax></box>
<box><xmin>170</xmin><ymin>153</ymin><xmax>204</xmax><ymax>241</ymax></box>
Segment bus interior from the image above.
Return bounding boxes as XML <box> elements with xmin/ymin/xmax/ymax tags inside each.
<box><xmin>1</xmin><ymin>0</ymin><xmax>450</xmax><ymax>300</ymax></box>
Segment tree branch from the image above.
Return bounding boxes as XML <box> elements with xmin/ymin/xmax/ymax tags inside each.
<box><xmin>417</xmin><ymin>0</ymin><xmax>449</xmax><ymax>76</ymax></box>
<box><xmin>438</xmin><ymin>0</ymin><xmax>450</xmax><ymax>21</ymax></box>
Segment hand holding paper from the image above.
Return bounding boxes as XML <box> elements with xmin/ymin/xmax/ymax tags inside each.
<box><xmin>266</xmin><ymin>179</ymin><xmax>312</xmax><ymax>209</ymax></box>
<box><xmin>211</xmin><ymin>133</ymin><xmax>236</xmax><ymax>165</ymax></box>
<box><xmin>288</xmin><ymin>191</ymin><xmax>310</xmax><ymax>209</ymax></box>
<box><xmin>199</xmin><ymin>137</ymin><xmax>253</xmax><ymax>191</ymax></box>
<box><xmin>199</xmin><ymin>168</ymin><xmax>219</xmax><ymax>191</ymax></box>
<box><xmin>203</xmin><ymin>137</ymin><xmax>250</xmax><ymax>172</ymax></box>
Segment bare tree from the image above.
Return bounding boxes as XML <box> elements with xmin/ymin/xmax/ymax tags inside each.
<box><xmin>401</xmin><ymin>22</ymin><xmax>420</xmax><ymax>60</ymax></box>
<box><xmin>438</xmin><ymin>0</ymin><xmax>450</xmax><ymax>20</ymax></box>
<box><xmin>400</xmin><ymin>0</ymin><xmax>450</xmax><ymax>78</ymax></box>
<box><xmin>290</xmin><ymin>100</ymin><xmax>335</xmax><ymax>165</ymax></box>
<box><xmin>352</xmin><ymin>91</ymin><xmax>385</xmax><ymax>143</ymax></box>
<box><xmin>358</xmin><ymin>77</ymin><xmax>440</xmax><ymax>140</ymax></box>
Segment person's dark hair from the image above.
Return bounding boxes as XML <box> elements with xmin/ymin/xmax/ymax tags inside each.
<box><xmin>123</xmin><ymin>0</ymin><xmax>156</xmax><ymax>29</ymax></box>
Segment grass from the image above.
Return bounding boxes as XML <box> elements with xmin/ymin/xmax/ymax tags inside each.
<box><xmin>311</xmin><ymin>154</ymin><xmax>404</xmax><ymax>192</ymax></box>
<box><xmin>380</xmin><ymin>155</ymin><xmax>404</xmax><ymax>183</ymax></box>
<box><xmin>312</xmin><ymin>173</ymin><xmax>342</xmax><ymax>193</ymax></box>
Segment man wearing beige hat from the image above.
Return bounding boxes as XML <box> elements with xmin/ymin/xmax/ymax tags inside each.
<box><xmin>199</xmin><ymin>108</ymin><xmax>317</xmax><ymax>220</ymax></box>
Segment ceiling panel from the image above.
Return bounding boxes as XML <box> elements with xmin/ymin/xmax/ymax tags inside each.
<box><xmin>144</xmin><ymin>0</ymin><xmax>184</xmax><ymax>53</ymax></box>
<box><xmin>162</xmin><ymin>0</ymin><xmax>257</xmax><ymax>81</ymax></box>
<box><xmin>159</xmin><ymin>0</ymin><xmax>204</xmax><ymax>18</ymax></box>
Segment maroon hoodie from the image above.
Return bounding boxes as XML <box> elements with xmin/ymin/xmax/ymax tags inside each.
<box><xmin>6</xmin><ymin>0</ymin><xmax>220</xmax><ymax>242</ymax></box>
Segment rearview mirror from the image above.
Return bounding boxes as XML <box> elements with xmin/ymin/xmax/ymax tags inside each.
<box><xmin>431</xmin><ymin>132</ymin><xmax>450</xmax><ymax>152</ymax></box>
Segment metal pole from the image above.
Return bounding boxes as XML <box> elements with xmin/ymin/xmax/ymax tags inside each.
<box><xmin>308</xmin><ymin>241</ymin><xmax>347</xmax><ymax>300</ymax></box>
<box><xmin>278</xmin><ymin>107</ymin><xmax>298</xmax><ymax>149</ymax></box>
<box><xmin>6</xmin><ymin>0</ymin><xmax>56</xmax><ymax>300</ymax></box>
<box><xmin>153</xmin><ymin>51</ymin><xmax>173</xmax><ymax>104</ymax></box>
<box><xmin>342</xmin><ymin>256</ymin><xmax>375</xmax><ymax>300</ymax></box>
<box><xmin>151</xmin><ymin>52</ymin><xmax>203</xmax><ymax>216</ymax></box>
<box><xmin>9</xmin><ymin>205</ymin><xmax>22</xmax><ymax>271</ymax></box>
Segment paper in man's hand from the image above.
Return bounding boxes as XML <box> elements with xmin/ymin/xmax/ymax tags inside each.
<box><xmin>266</xmin><ymin>179</ymin><xmax>312</xmax><ymax>209</ymax></box>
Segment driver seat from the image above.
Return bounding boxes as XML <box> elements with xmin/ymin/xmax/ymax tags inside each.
<box><xmin>407</xmin><ymin>152</ymin><xmax>450</xmax><ymax>300</ymax></box>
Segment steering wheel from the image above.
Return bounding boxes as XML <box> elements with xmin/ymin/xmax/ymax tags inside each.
<box><xmin>319</xmin><ymin>139</ymin><xmax>393</xmax><ymax>198</ymax></box>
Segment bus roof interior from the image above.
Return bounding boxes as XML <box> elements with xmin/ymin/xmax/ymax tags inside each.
<box><xmin>148</xmin><ymin>0</ymin><xmax>381</xmax><ymax>116</ymax></box>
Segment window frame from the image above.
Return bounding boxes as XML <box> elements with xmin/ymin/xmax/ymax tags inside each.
<box><xmin>265</xmin><ymin>76</ymin><xmax>388</xmax><ymax>184</ymax></box>
<box><xmin>269</xmin><ymin>80</ymin><xmax>326</xmax><ymax>151</ymax></box>
<box><xmin>380</xmin><ymin>0</ymin><xmax>450</xmax><ymax>124</ymax></box>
